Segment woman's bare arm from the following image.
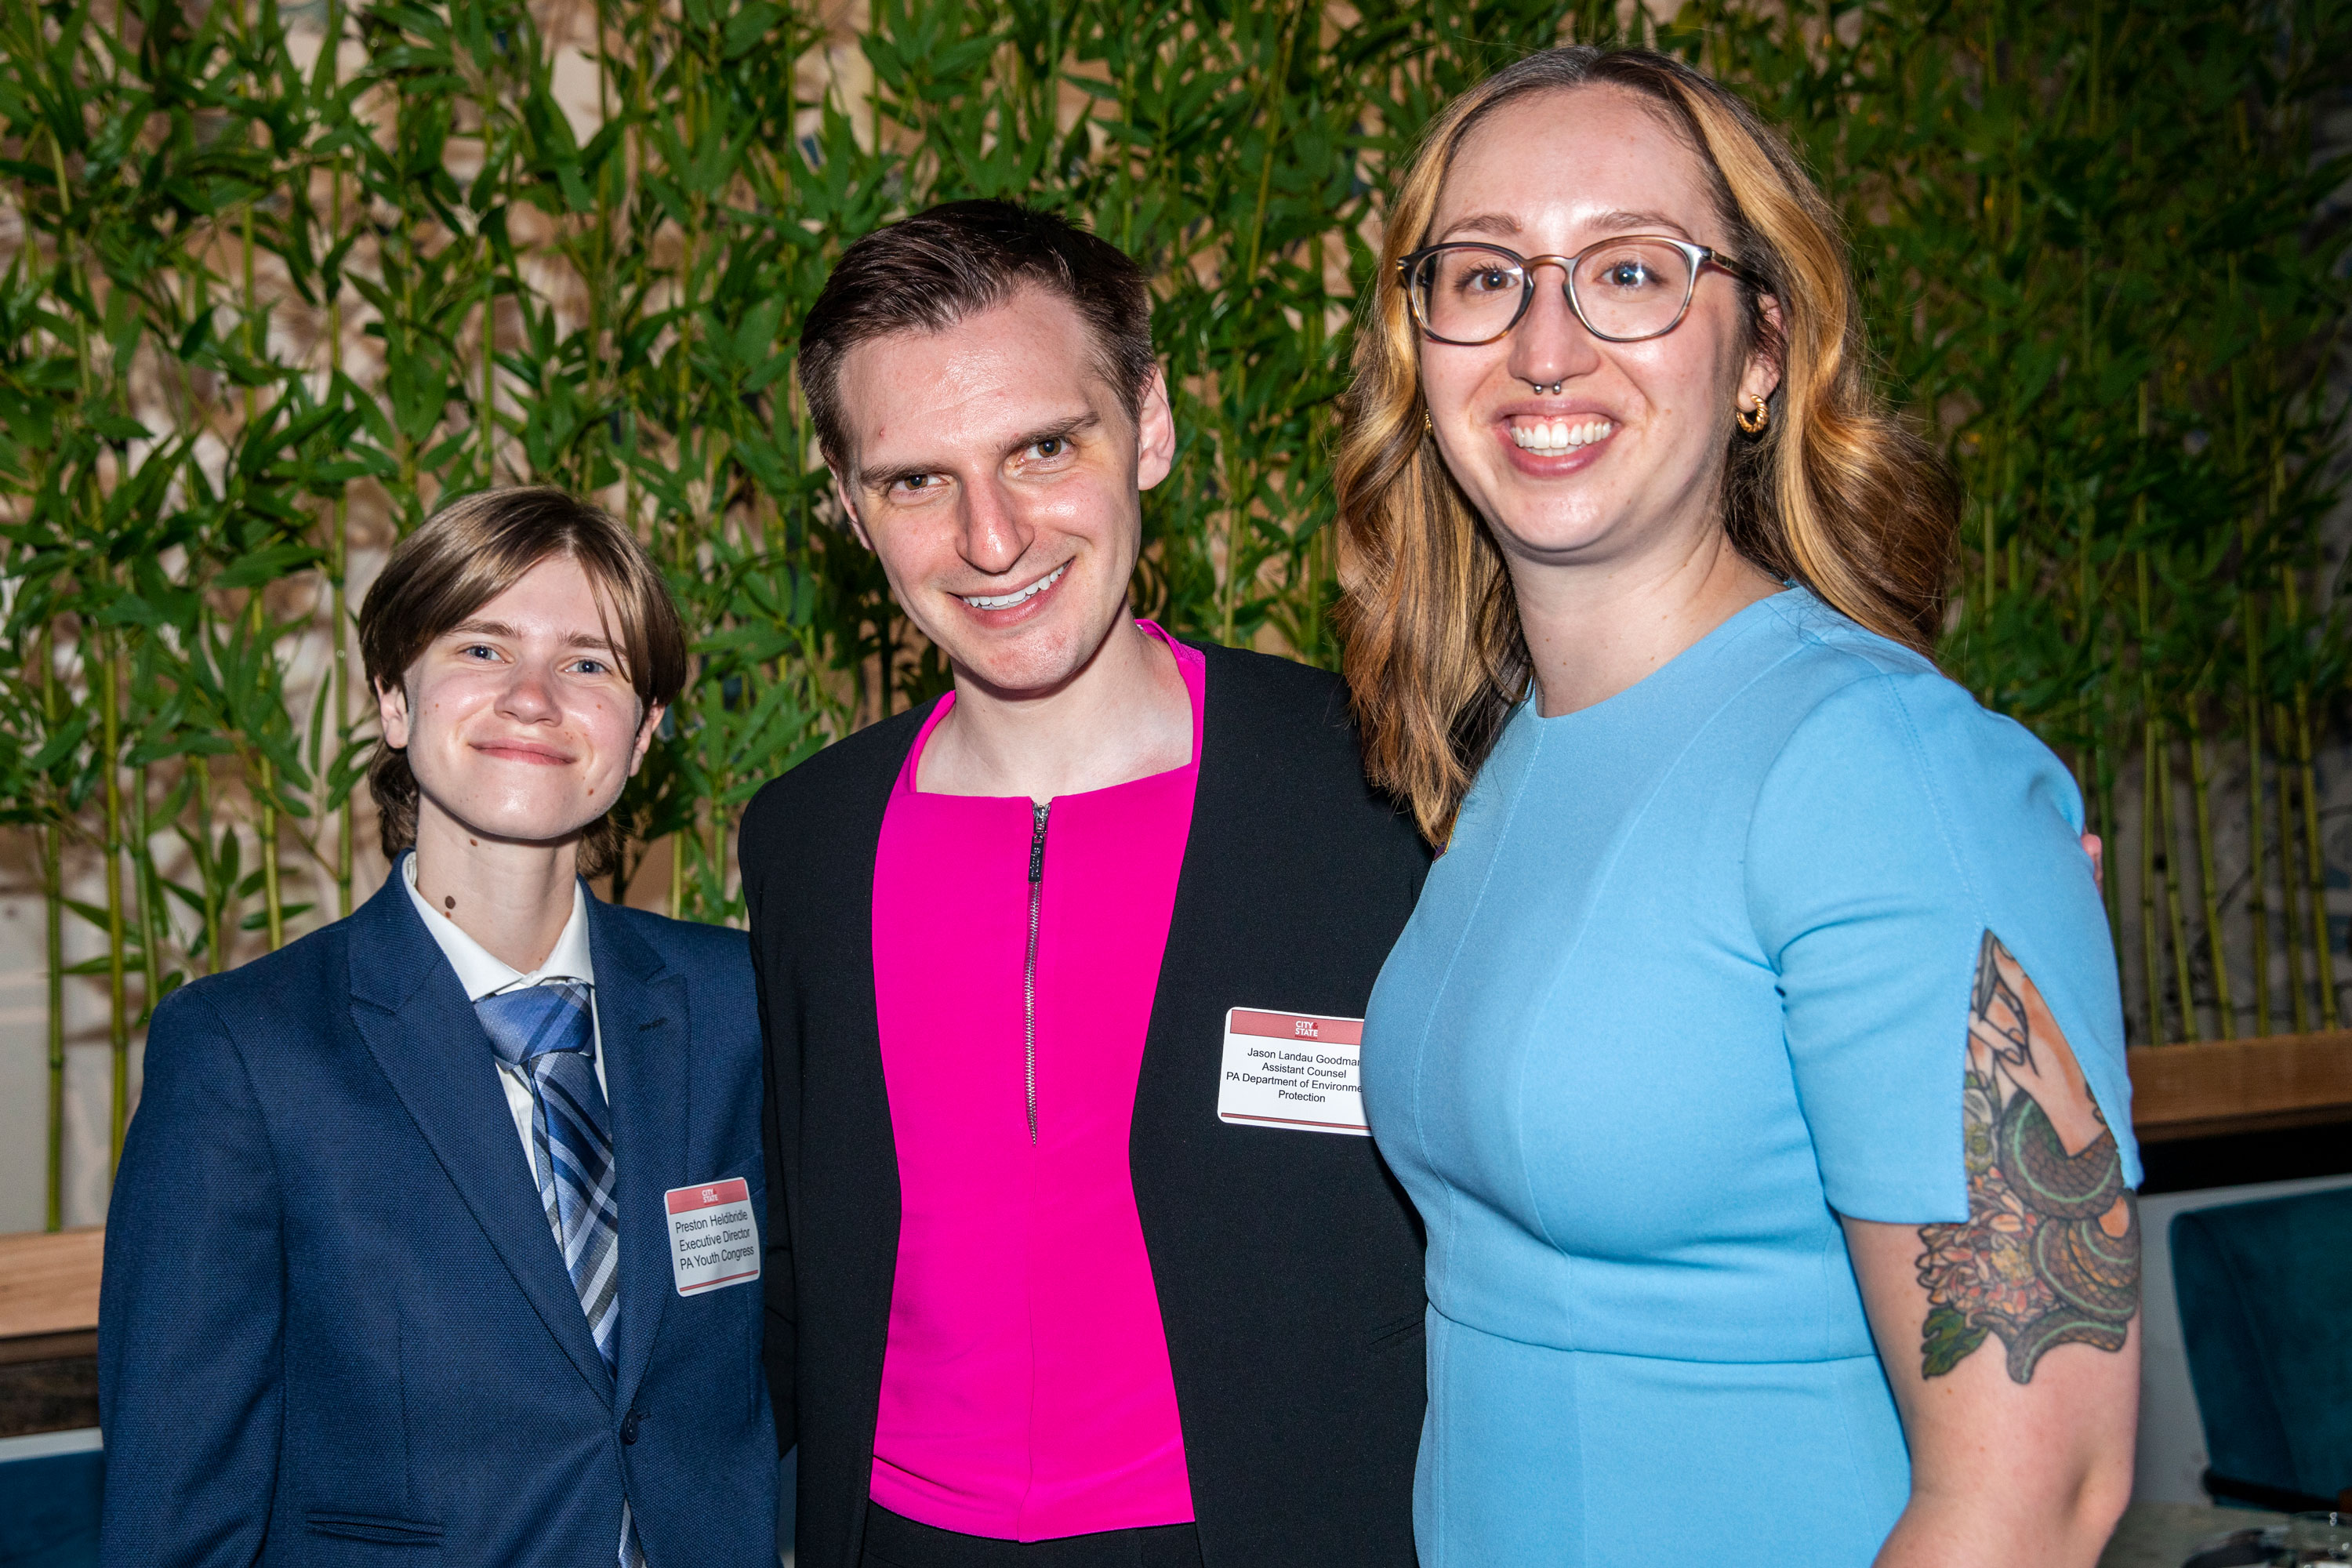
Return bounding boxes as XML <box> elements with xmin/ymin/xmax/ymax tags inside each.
<box><xmin>1844</xmin><ymin>931</ymin><xmax>2140</xmax><ymax>1568</ymax></box>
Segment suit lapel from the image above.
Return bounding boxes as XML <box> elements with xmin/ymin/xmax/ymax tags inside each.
<box><xmin>345</xmin><ymin>877</ymin><xmax>614</xmax><ymax>1403</ymax></box>
<box><xmin>592</xmin><ymin>898</ymin><xmax>691</xmax><ymax>1415</ymax></box>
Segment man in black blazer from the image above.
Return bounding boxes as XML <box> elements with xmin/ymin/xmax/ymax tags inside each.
<box><xmin>740</xmin><ymin>201</ymin><xmax>1429</xmax><ymax>1568</ymax></box>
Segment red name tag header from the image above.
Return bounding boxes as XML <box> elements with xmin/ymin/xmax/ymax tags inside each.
<box><xmin>666</xmin><ymin>1176</ymin><xmax>750</xmax><ymax>1215</ymax></box>
<box><xmin>1225</xmin><ymin>1009</ymin><xmax>1363</xmax><ymax>1046</ymax></box>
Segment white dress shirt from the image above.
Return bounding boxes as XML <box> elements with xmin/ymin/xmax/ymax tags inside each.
<box><xmin>401</xmin><ymin>851</ymin><xmax>607</xmax><ymax>1164</ymax></box>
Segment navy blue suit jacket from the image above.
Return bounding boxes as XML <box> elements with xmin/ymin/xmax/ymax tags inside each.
<box><xmin>98</xmin><ymin>875</ymin><xmax>777</xmax><ymax>1566</ymax></box>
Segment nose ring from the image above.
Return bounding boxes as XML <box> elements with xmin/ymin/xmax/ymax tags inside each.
<box><xmin>1530</xmin><ymin>379</ymin><xmax>1563</xmax><ymax>395</ymax></box>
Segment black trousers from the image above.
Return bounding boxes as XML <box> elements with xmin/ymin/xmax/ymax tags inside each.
<box><xmin>858</xmin><ymin>1506</ymin><xmax>1205</xmax><ymax>1568</ymax></box>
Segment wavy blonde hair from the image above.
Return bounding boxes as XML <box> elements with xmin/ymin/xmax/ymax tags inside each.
<box><xmin>1334</xmin><ymin>46</ymin><xmax>1958</xmax><ymax>844</ymax></box>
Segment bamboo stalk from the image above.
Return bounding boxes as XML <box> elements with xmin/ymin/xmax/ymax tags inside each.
<box><xmin>670</xmin><ymin>368</ymin><xmax>696</xmax><ymax>904</ymax></box>
<box><xmin>118</xmin><ymin>641</ymin><xmax>164</xmax><ymax>1020</ymax></box>
<box><xmin>2279</xmin><ymin>564</ymin><xmax>2339</xmax><ymax>1026</ymax></box>
<box><xmin>328</xmin><ymin>0</ymin><xmax>352</xmax><ymax>918</ymax></box>
<box><xmin>2223</xmin><ymin>249</ymin><xmax>2277</xmax><ymax>1039</ymax></box>
<box><xmin>2134</xmin><ymin>524</ymin><xmax>2166</xmax><ymax>1044</ymax></box>
<box><xmin>1980</xmin><ymin>491</ymin><xmax>1997</xmax><ymax>630</ymax></box>
<box><xmin>587</xmin><ymin>0</ymin><xmax>619</xmax><ymax>498</ymax></box>
<box><xmin>332</xmin><ymin>556</ymin><xmax>351</xmax><ymax>920</ymax></box>
<box><xmin>478</xmin><ymin>38</ymin><xmax>501</xmax><ymax>492</ymax></box>
<box><xmin>706</xmin><ymin>775</ymin><xmax>725</xmax><ymax>916</ymax></box>
<box><xmin>101</xmin><ymin>637</ymin><xmax>129</xmax><ymax>1171</ymax></box>
<box><xmin>234</xmin><ymin>0</ymin><xmax>283</xmax><ymax>951</ymax></box>
<box><xmin>481</xmin><ymin>274</ymin><xmax>496</xmax><ymax>482</ymax></box>
<box><xmin>1116</xmin><ymin>49</ymin><xmax>1138</xmax><ymax>254</ymax></box>
<box><xmin>1217</xmin><ymin>0</ymin><xmax>1301</xmax><ymax>650</ymax></box>
<box><xmin>2187</xmin><ymin>731</ymin><xmax>2235</xmax><ymax>1036</ymax></box>
<box><xmin>238</xmin><ymin>25</ymin><xmax>260</xmax><ymax>437</ymax></box>
<box><xmin>2155</xmin><ymin>734</ymin><xmax>2200</xmax><ymax>1039</ymax></box>
<box><xmin>257</xmin><ymin>641</ymin><xmax>286</xmax><ymax>950</ymax></box>
<box><xmin>43</xmin><ymin>814</ymin><xmax>64</xmax><ymax>1229</ymax></box>
<box><xmin>2098</xmin><ymin>741</ymin><xmax>2125</xmax><ymax>954</ymax></box>
<box><xmin>2140</xmin><ymin>713</ymin><xmax>2165</xmax><ymax>1044</ymax></box>
<box><xmin>2075</xmin><ymin>483</ymin><xmax>2122</xmax><ymax>958</ymax></box>
<box><xmin>247</xmin><ymin>611</ymin><xmax>283</xmax><ymax>959</ymax></box>
<box><xmin>2293</xmin><ymin>681</ymin><xmax>2337</xmax><ymax>1027</ymax></box>
<box><xmin>2245</xmin><ymin>617</ymin><xmax>2271</xmax><ymax>1036</ymax></box>
<box><xmin>2274</xmin><ymin>699</ymin><xmax>2308</xmax><ymax>1033</ymax></box>
<box><xmin>194</xmin><ymin>749</ymin><xmax>224</xmax><ymax>975</ymax></box>
<box><xmin>132</xmin><ymin>751</ymin><xmax>164</xmax><ymax>1025</ymax></box>
<box><xmin>42</xmin><ymin>628</ymin><xmax>65</xmax><ymax>1231</ymax></box>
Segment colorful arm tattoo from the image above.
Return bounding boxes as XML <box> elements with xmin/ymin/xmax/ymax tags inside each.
<box><xmin>1914</xmin><ymin>931</ymin><xmax>2140</xmax><ymax>1383</ymax></box>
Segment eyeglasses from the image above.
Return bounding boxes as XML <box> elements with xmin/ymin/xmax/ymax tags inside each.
<box><xmin>1397</xmin><ymin>236</ymin><xmax>1753</xmax><ymax>347</ymax></box>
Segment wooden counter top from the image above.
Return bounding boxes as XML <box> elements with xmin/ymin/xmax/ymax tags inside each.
<box><xmin>0</xmin><ymin>1227</ymin><xmax>102</xmax><ymax>1362</ymax></box>
<box><xmin>2130</xmin><ymin>1028</ymin><xmax>2352</xmax><ymax>1142</ymax></box>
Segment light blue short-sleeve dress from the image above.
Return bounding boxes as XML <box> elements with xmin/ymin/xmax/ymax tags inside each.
<box><xmin>1359</xmin><ymin>588</ymin><xmax>2137</xmax><ymax>1568</ymax></box>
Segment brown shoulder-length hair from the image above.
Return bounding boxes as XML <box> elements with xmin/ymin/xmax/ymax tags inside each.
<box><xmin>1334</xmin><ymin>45</ymin><xmax>1958</xmax><ymax>844</ymax></box>
<box><xmin>359</xmin><ymin>486</ymin><xmax>688</xmax><ymax>879</ymax></box>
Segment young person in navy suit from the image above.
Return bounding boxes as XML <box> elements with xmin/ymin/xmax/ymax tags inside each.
<box><xmin>99</xmin><ymin>488</ymin><xmax>777</xmax><ymax>1566</ymax></box>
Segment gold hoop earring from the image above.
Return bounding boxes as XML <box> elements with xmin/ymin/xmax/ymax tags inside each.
<box><xmin>1735</xmin><ymin>394</ymin><xmax>1770</xmax><ymax>437</ymax></box>
<box><xmin>1424</xmin><ymin>408</ymin><xmax>1434</xmax><ymax>435</ymax></box>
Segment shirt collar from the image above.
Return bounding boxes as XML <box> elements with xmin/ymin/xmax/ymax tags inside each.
<box><xmin>401</xmin><ymin>850</ymin><xmax>595</xmax><ymax>1002</ymax></box>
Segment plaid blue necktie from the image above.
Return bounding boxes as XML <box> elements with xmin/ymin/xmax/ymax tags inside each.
<box><xmin>475</xmin><ymin>979</ymin><xmax>645</xmax><ymax>1566</ymax></box>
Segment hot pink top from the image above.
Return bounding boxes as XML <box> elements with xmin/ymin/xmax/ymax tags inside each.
<box><xmin>868</xmin><ymin>623</ymin><xmax>1203</xmax><ymax>1541</ymax></box>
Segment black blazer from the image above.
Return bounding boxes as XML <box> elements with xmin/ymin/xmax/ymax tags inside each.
<box><xmin>741</xmin><ymin>641</ymin><xmax>1432</xmax><ymax>1568</ymax></box>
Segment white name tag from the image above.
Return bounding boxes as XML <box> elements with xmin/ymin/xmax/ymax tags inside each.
<box><xmin>1216</xmin><ymin>1007</ymin><xmax>1369</xmax><ymax>1136</ymax></box>
<box><xmin>663</xmin><ymin>1178</ymin><xmax>761</xmax><ymax>1297</ymax></box>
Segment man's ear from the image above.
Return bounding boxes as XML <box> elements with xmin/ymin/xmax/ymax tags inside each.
<box><xmin>1742</xmin><ymin>294</ymin><xmax>1786</xmax><ymax>408</ymax></box>
<box><xmin>628</xmin><ymin>700</ymin><xmax>663</xmax><ymax>775</ymax></box>
<box><xmin>831</xmin><ymin>470</ymin><xmax>874</xmax><ymax>551</ymax></box>
<box><xmin>376</xmin><ymin>676</ymin><xmax>412</xmax><ymax>750</ymax></box>
<box><xmin>1135</xmin><ymin>367</ymin><xmax>1176</xmax><ymax>493</ymax></box>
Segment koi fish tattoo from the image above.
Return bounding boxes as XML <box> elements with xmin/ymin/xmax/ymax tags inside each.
<box><xmin>1914</xmin><ymin>931</ymin><xmax>2140</xmax><ymax>1384</ymax></box>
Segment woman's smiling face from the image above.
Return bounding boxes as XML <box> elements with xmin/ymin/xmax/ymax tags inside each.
<box><xmin>1417</xmin><ymin>83</ymin><xmax>1779</xmax><ymax>573</ymax></box>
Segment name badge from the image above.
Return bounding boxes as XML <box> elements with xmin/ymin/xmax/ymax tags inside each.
<box><xmin>663</xmin><ymin>1178</ymin><xmax>761</xmax><ymax>1297</ymax></box>
<box><xmin>1216</xmin><ymin>1007</ymin><xmax>1369</xmax><ymax>1136</ymax></box>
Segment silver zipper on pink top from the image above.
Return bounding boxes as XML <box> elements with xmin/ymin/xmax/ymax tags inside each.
<box><xmin>1024</xmin><ymin>800</ymin><xmax>1051</xmax><ymax>1142</ymax></box>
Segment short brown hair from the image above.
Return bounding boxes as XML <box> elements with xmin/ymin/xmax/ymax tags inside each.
<box><xmin>797</xmin><ymin>200</ymin><xmax>1156</xmax><ymax>473</ymax></box>
<box><xmin>359</xmin><ymin>486</ymin><xmax>689</xmax><ymax>879</ymax></box>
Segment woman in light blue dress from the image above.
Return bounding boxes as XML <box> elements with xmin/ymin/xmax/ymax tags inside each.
<box><xmin>1334</xmin><ymin>47</ymin><xmax>2142</xmax><ymax>1568</ymax></box>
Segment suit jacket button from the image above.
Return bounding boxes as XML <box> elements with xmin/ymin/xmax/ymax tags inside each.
<box><xmin>620</xmin><ymin>1410</ymin><xmax>641</xmax><ymax>1445</ymax></box>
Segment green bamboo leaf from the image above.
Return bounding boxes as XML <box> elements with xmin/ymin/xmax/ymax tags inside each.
<box><xmin>89</xmin><ymin>412</ymin><xmax>149</xmax><ymax>442</ymax></box>
<box><xmin>1</xmin><ymin>0</ymin><xmax>2343</xmax><ymax>976</ymax></box>
<box><xmin>216</xmin><ymin>542</ymin><xmax>327</xmax><ymax>589</ymax></box>
<box><xmin>733</xmin><ymin>297</ymin><xmax>784</xmax><ymax>364</ymax></box>
<box><xmin>724</xmin><ymin>2</ymin><xmax>785</xmax><ymax>59</ymax></box>
<box><xmin>30</xmin><ymin>715</ymin><xmax>92</xmax><ymax>775</ymax></box>
<box><xmin>64</xmin><ymin>898</ymin><xmax>115</xmax><ymax>930</ymax></box>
